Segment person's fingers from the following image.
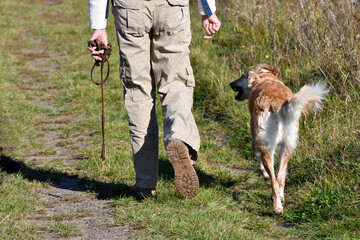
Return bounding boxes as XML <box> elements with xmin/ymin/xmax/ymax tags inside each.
<box><xmin>93</xmin><ymin>55</ymin><xmax>102</xmax><ymax>61</ymax></box>
<box><xmin>88</xmin><ymin>46</ymin><xmax>96</xmax><ymax>52</ymax></box>
<box><xmin>203</xmin><ymin>35</ymin><xmax>212</xmax><ymax>40</ymax></box>
<box><xmin>92</xmin><ymin>52</ymin><xmax>103</xmax><ymax>61</ymax></box>
<box><xmin>90</xmin><ymin>49</ymin><xmax>105</xmax><ymax>61</ymax></box>
<box><xmin>204</xmin><ymin>25</ymin><xmax>212</xmax><ymax>36</ymax></box>
<box><xmin>201</xmin><ymin>14</ymin><xmax>221</xmax><ymax>40</ymax></box>
<box><xmin>92</xmin><ymin>49</ymin><xmax>104</xmax><ymax>55</ymax></box>
<box><xmin>213</xmin><ymin>22</ymin><xmax>221</xmax><ymax>31</ymax></box>
<box><xmin>208</xmin><ymin>24</ymin><xmax>216</xmax><ymax>34</ymax></box>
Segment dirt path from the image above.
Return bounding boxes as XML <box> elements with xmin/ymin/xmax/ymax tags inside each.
<box><xmin>17</xmin><ymin>23</ymin><xmax>133</xmax><ymax>240</ymax></box>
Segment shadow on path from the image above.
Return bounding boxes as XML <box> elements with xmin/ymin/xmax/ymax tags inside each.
<box><xmin>0</xmin><ymin>153</ymin><xmax>131</xmax><ymax>200</ymax></box>
<box><xmin>1</xmin><ymin>154</ymin><xmax>239</xmax><ymax>199</ymax></box>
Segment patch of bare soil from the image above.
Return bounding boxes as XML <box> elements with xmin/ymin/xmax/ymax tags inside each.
<box><xmin>34</xmin><ymin>176</ymin><xmax>132</xmax><ymax>239</ymax></box>
<box><xmin>16</xmin><ymin>33</ymin><xmax>132</xmax><ymax>238</ymax></box>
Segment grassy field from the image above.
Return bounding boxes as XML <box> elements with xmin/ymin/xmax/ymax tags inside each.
<box><xmin>1</xmin><ymin>0</ymin><xmax>359</xmax><ymax>239</ymax></box>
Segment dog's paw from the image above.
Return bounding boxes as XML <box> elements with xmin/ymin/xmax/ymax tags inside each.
<box><xmin>263</xmin><ymin>176</ymin><xmax>271</xmax><ymax>181</ymax></box>
<box><xmin>261</xmin><ymin>170</ymin><xmax>270</xmax><ymax>181</ymax></box>
<box><xmin>273</xmin><ymin>207</ymin><xmax>284</xmax><ymax>216</ymax></box>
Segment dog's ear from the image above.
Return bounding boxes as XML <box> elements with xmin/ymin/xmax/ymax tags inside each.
<box><xmin>247</xmin><ymin>72</ymin><xmax>256</xmax><ymax>89</ymax></box>
<box><xmin>248</xmin><ymin>77</ymin><xmax>255</xmax><ymax>89</ymax></box>
<box><xmin>245</xmin><ymin>66</ymin><xmax>258</xmax><ymax>88</ymax></box>
<box><xmin>255</xmin><ymin>64</ymin><xmax>280</xmax><ymax>76</ymax></box>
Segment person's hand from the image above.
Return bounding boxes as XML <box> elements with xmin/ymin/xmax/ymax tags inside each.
<box><xmin>88</xmin><ymin>29</ymin><xmax>108</xmax><ymax>61</ymax></box>
<box><xmin>202</xmin><ymin>13</ymin><xmax>221</xmax><ymax>40</ymax></box>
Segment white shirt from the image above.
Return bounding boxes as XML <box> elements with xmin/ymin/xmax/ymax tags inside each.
<box><xmin>89</xmin><ymin>0</ymin><xmax>216</xmax><ymax>29</ymax></box>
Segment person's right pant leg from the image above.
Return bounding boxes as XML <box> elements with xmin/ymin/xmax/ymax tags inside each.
<box><xmin>151</xmin><ymin>2</ymin><xmax>200</xmax><ymax>161</ymax></box>
<box><xmin>112</xmin><ymin>1</ymin><xmax>158</xmax><ymax>189</ymax></box>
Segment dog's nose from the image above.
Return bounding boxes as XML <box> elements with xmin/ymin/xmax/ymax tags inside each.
<box><xmin>230</xmin><ymin>82</ymin><xmax>242</xmax><ymax>92</ymax></box>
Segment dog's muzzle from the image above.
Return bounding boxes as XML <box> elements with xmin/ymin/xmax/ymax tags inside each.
<box><xmin>230</xmin><ymin>81</ymin><xmax>244</xmax><ymax>101</ymax></box>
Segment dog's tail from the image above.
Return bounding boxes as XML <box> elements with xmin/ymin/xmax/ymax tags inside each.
<box><xmin>281</xmin><ymin>81</ymin><xmax>329</xmax><ymax>123</ymax></box>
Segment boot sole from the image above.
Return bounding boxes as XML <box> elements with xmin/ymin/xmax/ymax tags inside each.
<box><xmin>166</xmin><ymin>139</ymin><xmax>199</xmax><ymax>198</ymax></box>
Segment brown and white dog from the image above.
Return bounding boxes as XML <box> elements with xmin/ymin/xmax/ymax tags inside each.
<box><xmin>230</xmin><ymin>64</ymin><xmax>328</xmax><ymax>215</ymax></box>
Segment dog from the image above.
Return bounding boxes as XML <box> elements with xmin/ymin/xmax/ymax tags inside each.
<box><xmin>230</xmin><ymin>63</ymin><xmax>328</xmax><ymax>215</ymax></box>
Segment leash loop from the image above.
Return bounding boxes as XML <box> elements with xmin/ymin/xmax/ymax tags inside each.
<box><xmin>90</xmin><ymin>60</ymin><xmax>110</xmax><ymax>85</ymax></box>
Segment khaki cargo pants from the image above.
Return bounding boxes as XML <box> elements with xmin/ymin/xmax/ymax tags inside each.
<box><xmin>112</xmin><ymin>0</ymin><xmax>200</xmax><ymax>189</ymax></box>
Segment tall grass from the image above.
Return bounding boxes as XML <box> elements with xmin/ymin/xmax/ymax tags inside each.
<box><xmin>236</xmin><ymin>0</ymin><xmax>359</xmax><ymax>99</ymax></box>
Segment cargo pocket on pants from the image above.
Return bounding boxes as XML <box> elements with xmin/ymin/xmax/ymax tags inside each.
<box><xmin>178</xmin><ymin>66</ymin><xmax>195</xmax><ymax>87</ymax></box>
<box><xmin>185</xmin><ymin>66</ymin><xmax>195</xmax><ymax>87</ymax></box>
<box><xmin>164</xmin><ymin>6</ymin><xmax>190</xmax><ymax>35</ymax></box>
<box><xmin>112</xmin><ymin>0</ymin><xmax>144</xmax><ymax>36</ymax></box>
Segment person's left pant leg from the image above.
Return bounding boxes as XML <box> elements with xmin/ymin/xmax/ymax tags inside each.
<box><xmin>112</xmin><ymin>0</ymin><xmax>159</xmax><ymax>189</ymax></box>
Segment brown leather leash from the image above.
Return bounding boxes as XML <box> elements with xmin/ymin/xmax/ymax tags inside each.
<box><xmin>88</xmin><ymin>39</ymin><xmax>112</xmax><ymax>172</ymax></box>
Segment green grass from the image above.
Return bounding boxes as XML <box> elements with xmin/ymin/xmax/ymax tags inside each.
<box><xmin>47</xmin><ymin>222</ymin><xmax>82</xmax><ymax>238</ymax></box>
<box><xmin>0</xmin><ymin>173</ymin><xmax>45</xmax><ymax>239</ymax></box>
<box><xmin>1</xmin><ymin>0</ymin><xmax>359</xmax><ymax>239</ymax></box>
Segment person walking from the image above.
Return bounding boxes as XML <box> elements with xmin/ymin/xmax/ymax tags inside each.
<box><xmin>88</xmin><ymin>0</ymin><xmax>221</xmax><ymax>200</ymax></box>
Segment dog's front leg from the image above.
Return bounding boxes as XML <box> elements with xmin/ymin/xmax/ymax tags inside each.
<box><xmin>258</xmin><ymin>145</ymin><xmax>283</xmax><ymax>215</ymax></box>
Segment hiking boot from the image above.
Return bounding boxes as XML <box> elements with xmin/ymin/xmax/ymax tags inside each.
<box><xmin>130</xmin><ymin>185</ymin><xmax>155</xmax><ymax>200</ymax></box>
<box><xmin>166</xmin><ymin>139</ymin><xmax>199</xmax><ymax>198</ymax></box>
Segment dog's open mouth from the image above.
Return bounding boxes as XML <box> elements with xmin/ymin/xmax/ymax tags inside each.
<box><xmin>234</xmin><ymin>89</ymin><xmax>243</xmax><ymax>101</ymax></box>
<box><xmin>230</xmin><ymin>80</ymin><xmax>245</xmax><ymax>101</ymax></box>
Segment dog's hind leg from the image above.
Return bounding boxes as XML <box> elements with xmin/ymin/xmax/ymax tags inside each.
<box><xmin>276</xmin><ymin>143</ymin><xmax>291</xmax><ymax>203</ymax></box>
<box><xmin>258</xmin><ymin>144</ymin><xmax>283</xmax><ymax>215</ymax></box>
<box><xmin>277</xmin><ymin>120</ymin><xmax>298</xmax><ymax>203</ymax></box>
<box><xmin>253</xmin><ymin>140</ymin><xmax>270</xmax><ymax>180</ymax></box>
